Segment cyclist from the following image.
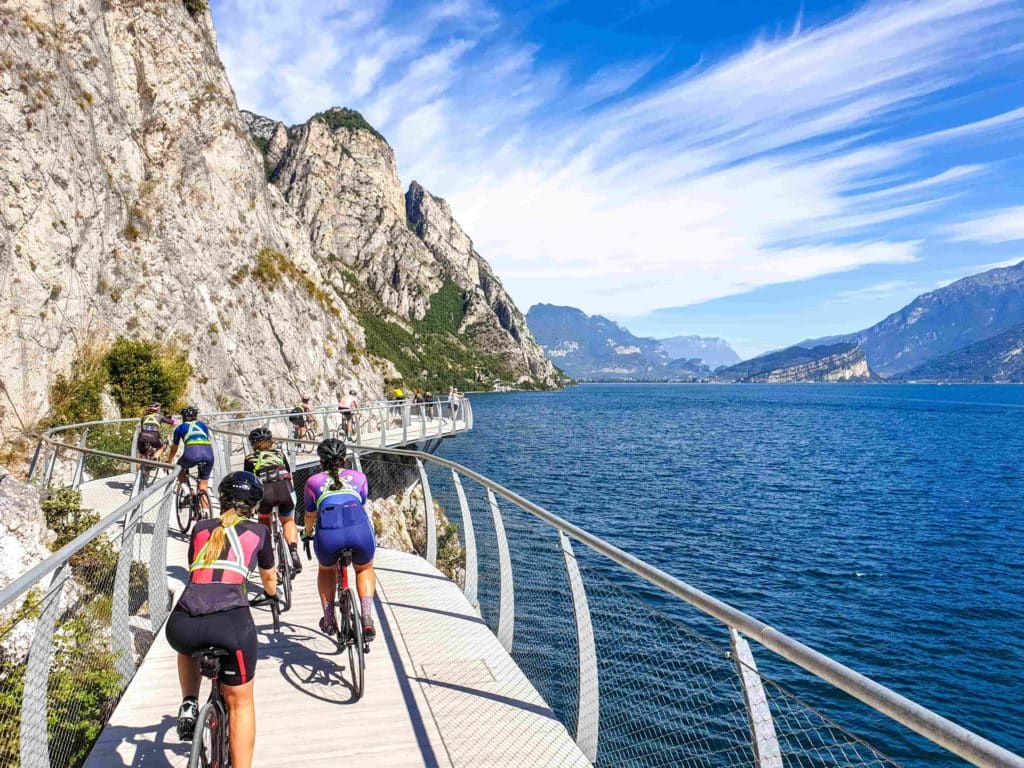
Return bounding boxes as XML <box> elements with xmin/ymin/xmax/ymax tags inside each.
<box><xmin>289</xmin><ymin>394</ymin><xmax>313</xmax><ymax>439</ymax></box>
<box><xmin>302</xmin><ymin>438</ymin><xmax>377</xmax><ymax>641</ymax></box>
<box><xmin>166</xmin><ymin>471</ymin><xmax>277</xmax><ymax>768</ymax></box>
<box><xmin>166</xmin><ymin>406</ymin><xmax>215</xmax><ymax>509</ymax></box>
<box><xmin>137</xmin><ymin>402</ymin><xmax>174</xmax><ymax>460</ymax></box>
<box><xmin>244</xmin><ymin>427</ymin><xmax>302</xmax><ymax>574</ymax></box>
<box><xmin>337</xmin><ymin>389</ymin><xmax>358</xmax><ymax>439</ymax></box>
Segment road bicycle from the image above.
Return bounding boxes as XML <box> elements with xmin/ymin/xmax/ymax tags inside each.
<box><xmin>139</xmin><ymin>440</ymin><xmax>168</xmax><ymax>489</ymax></box>
<box><xmin>291</xmin><ymin>414</ymin><xmax>322</xmax><ymax>446</ymax></box>
<box><xmin>268</xmin><ymin>506</ymin><xmax>295</xmax><ymax>612</ymax></box>
<box><xmin>303</xmin><ymin>540</ymin><xmax>366</xmax><ymax>700</ymax></box>
<box><xmin>176</xmin><ymin>464</ymin><xmax>212</xmax><ymax>534</ymax></box>
<box><xmin>187</xmin><ymin>594</ymin><xmax>278</xmax><ymax>768</ymax></box>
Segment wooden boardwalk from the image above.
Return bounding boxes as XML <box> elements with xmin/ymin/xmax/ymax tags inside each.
<box><xmin>83</xmin><ymin>541</ymin><xmax>590</xmax><ymax>768</ymax></box>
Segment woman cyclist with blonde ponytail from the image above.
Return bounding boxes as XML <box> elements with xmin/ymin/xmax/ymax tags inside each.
<box><xmin>166</xmin><ymin>471</ymin><xmax>277</xmax><ymax>768</ymax></box>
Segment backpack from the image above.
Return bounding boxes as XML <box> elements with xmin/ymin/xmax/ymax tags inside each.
<box><xmin>315</xmin><ymin>477</ymin><xmax>364</xmax><ymax>530</ymax></box>
<box><xmin>288</xmin><ymin>406</ymin><xmax>305</xmax><ymax>425</ymax></box>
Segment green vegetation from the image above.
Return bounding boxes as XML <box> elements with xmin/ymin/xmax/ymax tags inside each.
<box><xmin>233</xmin><ymin>248</ymin><xmax>338</xmax><ymax>315</ymax></box>
<box><xmin>183</xmin><ymin>0</ymin><xmax>208</xmax><ymax>16</ymax></box>
<box><xmin>47</xmin><ymin>338</ymin><xmax>191</xmax><ymax>427</ymax></box>
<box><xmin>41</xmin><ymin>487</ymin><xmax>115</xmax><ymax>592</ymax></box>
<box><xmin>313</xmin><ymin>107</ymin><xmax>388</xmax><ymax>144</ymax></box>
<box><xmin>350</xmin><ymin>278</ymin><xmax>514</xmax><ymax>391</ymax></box>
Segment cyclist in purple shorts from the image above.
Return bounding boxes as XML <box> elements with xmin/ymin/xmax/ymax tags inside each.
<box><xmin>302</xmin><ymin>438</ymin><xmax>377</xmax><ymax>641</ymax></box>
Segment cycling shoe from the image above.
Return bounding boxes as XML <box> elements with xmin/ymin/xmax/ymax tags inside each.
<box><xmin>176</xmin><ymin>698</ymin><xmax>198</xmax><ymax>742</ymax></box>
<box><xmin>319</xmin><ymin>615</ymin><xmax>338</xmax><ymax>635</ymax></box>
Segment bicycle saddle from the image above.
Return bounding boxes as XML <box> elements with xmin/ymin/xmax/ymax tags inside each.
<box><xmin>192</xmin><ymin>647</ymin><xmax>231</xmax><ymax>678</ymax></box>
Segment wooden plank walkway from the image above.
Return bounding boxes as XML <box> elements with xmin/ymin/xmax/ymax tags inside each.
<box><xmin>83</xmin><ymin>543</ymin><xmax>590</xmax><ymax>767</ymax></box>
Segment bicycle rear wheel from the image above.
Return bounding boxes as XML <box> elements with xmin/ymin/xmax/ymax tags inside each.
<box><xmin>188</xmin><ymin>701</ymin><xmax>224</xmax><ymax>768</ymax></box>
<box><xmin>342</xmin><ymin>587</ymin><xmax>365</xmax><ymax>700</ymax></box>
<box><xmin>275</xmin><ymin>527</ymin><xmax>292</xmax><ymax>612</ymax></box>
<box><xmin>176</xmin><ymin>485</ymin><xmax>192</xmax><ymax>533</ymax></box>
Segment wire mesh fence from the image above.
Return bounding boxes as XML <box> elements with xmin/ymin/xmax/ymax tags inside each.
<box><xmin>1</xmin><ymin>438</ymin><xmax>176</xmax><ymax>768</ymax></box>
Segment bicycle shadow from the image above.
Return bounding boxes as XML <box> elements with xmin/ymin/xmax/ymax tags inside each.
<box><xmin>255</xmin><ymin>618</ymin><xmax>362</xmax><ymax>704</ymax></box>
<box><xmin>85</xmin><ymin>714</ymin><xmax>188</xmax><ymax>767</ymax></box>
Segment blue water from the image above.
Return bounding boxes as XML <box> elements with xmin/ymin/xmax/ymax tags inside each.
<box><xmin>439</xmin><ymin>384</ymin><xmax>1024</xmax><ymax>765</ymax></box>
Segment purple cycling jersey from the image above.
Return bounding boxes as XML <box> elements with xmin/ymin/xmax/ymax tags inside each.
<box><xmin>304</xmin><ymin>469</ymin><xmax>368</xmax><ymax>512</ymax></box>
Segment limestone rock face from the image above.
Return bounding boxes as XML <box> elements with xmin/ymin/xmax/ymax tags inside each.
<box><xmin>270</xmin><ymin>115</ymin><xmax>440</xmax><ymax>319</ymax></box>
<box><xmin>0</xmin><ymin>472</ymin><xmax>52</xmax><ymax>656</ymax></box>
<box><xmin>747</xmin><ymin>347</ymin><xmax>873</xmax><ymax>383</ymax></box>
<box><xmin>0</xmin><ymin>0</ymin><xmax>382</xmax><ymax>441</ymax></box>
<box><xmin>406</xmin><ymin>183</ymin><xmax>560</xmax><ymax>384</ymax></box>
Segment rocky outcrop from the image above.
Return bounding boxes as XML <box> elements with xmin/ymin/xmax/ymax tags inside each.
<box><xmin>717</xmin><ymin>343</ymin><xmax>874</xmax><ymax>383</ymax></box>
<box><xmin>0</xmin><ymin>0</ymin><xmax>561</xmax><ymax>443</ymax></box>
<box><xmin>899</xmin><ymin>321</ymin><xmax>1024</xmax><ymax>382</ymax></box>
<box><xmin>0</xmin><ymin>0</ymin><xmax>388</xmax><ymax>444</ymax></box>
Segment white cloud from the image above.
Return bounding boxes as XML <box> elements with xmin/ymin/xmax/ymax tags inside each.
<box><xmin>945</xmin><ymin>206</ymin><xmax>1024</xmax><ymax>243</ymax></box>
<box><xmin>211</xmin><ymin>0</ymin><xmax>1024</xmax><ymax>315</ymax></box>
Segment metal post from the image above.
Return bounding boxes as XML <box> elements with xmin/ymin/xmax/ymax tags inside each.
<box><xmin>130</xmin><ymin>422</ymin><xmax>141</xmax><ymax>459</ymax></box>
<box><xmin>113</xmin><ymin>500</ymin><xmax>144</xmax><ymax>683</ymax></box>
<box><xmin>419</xmin><ymin>403</ymin><xmax>426</xmax><ymax>441</ymax></box>
<box><xmin>149</xmin><ymin>488</ymin><xmax>174</xmax><ymax>630</ymax></box>
<box><xmin>486</xmin><ymin>488</ymin><xmax>514</xmax><ymax>652</ymax></box>
<box><xmin>72</xmin><ymin>427</ymin><xmax>89</xmax><ymax>486</ymax></box>
<box><xmin>320</xmin><ymin>410</ymin><xmax>330</xmax><ymax>439</ymax></box>
<box><xmin>451</xmin><ymin>470</ymin><xmax>478</xmax><ymax>606</ymax></box>
<box><xmin>42</xmin><ymin>444</ymin><xmax>58</xmax><ymax>489</ymax></box>
<box><xmin>27</xmin><ymin>439</ymin><xmax>43</xmax><ymax>481</ymax></box>
<box><xmin>416</xmin><ymin>459</ymin><xmax>437</xmax><ymax>566</ymax></box>
<box><xmin>730</xmin><ymin>628</ymin><xmax>783</xmax><ymax>768</ymax></box>
<box><xmin>352</xmin><ymin>450</ymin><xmax>363</xmax><ymax>473</ymax></box>
<box><xmin>402</xmin><ymin>400</ymin><xmax>409</xmax><ymax>444</ymax></box>
<box><xmin>355</xmin><ymin>407</ymin><xmax>363</xmax><ymax>445</ymax></box>
<box><xmin>20</xmin><ymin>564</ymin><xmax>69</xmax><ymax>768</ymax></box>
<box><xmin>379</xmin><ymin>405</ymin><xmax>387</xmax><ymax>448</ymax></box>
<box><xmin>559</xmin><ymin>531</ymin><xmax>600</xmax><ymax>761</ymax></box>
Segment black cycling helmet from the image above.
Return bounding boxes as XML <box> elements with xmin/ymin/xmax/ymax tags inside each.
<box><xmin>317</xmin><ymin>437</ymin><xmax>347</xmax><ymax>467</ymax></box>
<box><xmin>218</xmin><ymin>471</ymin><xmax>263</xmax><ymax>509</ymax></box>
<box><xmin>181</xmin><ymin>405</ymin><xmax>199</xmax><ymax>421</ymax></box>
<box><xmin>248</xmin><ymin>427</ymin><xmax>273</xmax><ymax>446</ymax></box>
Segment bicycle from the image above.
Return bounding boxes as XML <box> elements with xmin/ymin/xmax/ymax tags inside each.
<box><xmin>187</xmin><ymin>594</ymin><xmax>278</xmax><ymax>768</ymax></box>
<box><xmin>176</xmin><ymin>464</ymin><xmax>212</xmax><ymax>534</ymax></box>
<box><xmin>268</xmin><ymin>507</ymin><xmax>294</xmax><ymax>612</ymax></box>
<box><xmin>139</xmin><ymin>440</ymin><xmax>167</xmax><ymax>488</ymax></box>
<box><xmin>303</xmin><ymin>539</ymin><xmax>366</xmax><ymax>700</ymax></box>
<box><xmin>291</xmin><ymin>414</ymin><xmax>322</xmax><ymax>446</ymax></box>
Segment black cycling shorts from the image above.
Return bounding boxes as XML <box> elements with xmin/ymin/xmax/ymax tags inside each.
<box><xmin>137</xmin><ymin>433</ymin><xmax>162</xmax><ymax>454</ymax></box>
<box><xmin>166</xmin><ymin>606</ymin><xmax>257</xmax><ymax>686</ymax></box>
<box><xmin>258</xmin><ymin>480</ymin><xmax>295</xmax><ymax>518</ymax></box>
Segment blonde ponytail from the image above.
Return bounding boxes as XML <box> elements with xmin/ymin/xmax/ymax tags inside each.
<box><xmin>194</xmin><ymin>508</ymin><xmax>243</xmax><ymax>568</ymax></box>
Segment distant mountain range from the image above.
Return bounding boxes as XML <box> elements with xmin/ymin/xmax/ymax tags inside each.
<box><xmin>801</xmin><ymin>261</ymin><xmax>1024</xmax><ymax>376</ymax></box>
<box><xmin>525</xmin><ymin>304</ymin><xmax>738</xmax><ymax>380</ymax></box>
<box><xmin>898</xmin><ymin>322</ymin><xmax>1024</xmax><ymax>382</ymax></box>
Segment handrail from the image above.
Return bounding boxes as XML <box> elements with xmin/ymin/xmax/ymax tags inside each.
<box><xmin>215</xmin><ymin>433</ymin><xmax>1023</xmax><ymax>768</ymax></box>
<box><xmin>0</xmin><ymin>473</ymin><xmax>175</xmax><ymax>611</ymax></box>
<box><xmin>12</xmin><ymin>408</ymin><xmax>1021</xmax><ymax>768</ymax></box>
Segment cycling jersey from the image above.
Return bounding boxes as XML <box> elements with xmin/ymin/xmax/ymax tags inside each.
<box><xmin>338</xmin><ymin>396</ymin><xmax>358</xmax><ymax>411</ymax></box>
<box><xmin>177</xmin><ymin>518</ymin><xmax>274</xmax><ymax>616</ymax></box>
<box><xmin>174</xmin><ymin>420</ymin><xmax>215</xmax><ymax>477</ymax></box>
<box><xmin>243</xmin><ymin>449</ymin><xmax>292</xmax><ymax>484</ymax></box>
<box><xmin>140</xmin><ymin>412</ymin><xmax>173</xmax><ymax>434</ymax></box>
<box><xmin>173</xmin><ymin>420</ymin><xmax>213</xmax><ymax>448</ymax></box>
<box><xmin>304</xmin><ymin>470</ymin><xmax>374</xmax><ymax>566</ymax></box>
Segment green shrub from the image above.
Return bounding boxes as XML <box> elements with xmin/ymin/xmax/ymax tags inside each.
<box><xmin>418</xmin><ymin>280</ymin><xmax>467</xmax><ymax>336</ymax></box>
<box><xmin>42</xmin><ymin>487</ymin><xmax>117</xmax><ymax>592</ymax></box>
<box><xmin>48</xmin><ymin>347</ymin><xmax>108</xmax><ymax>425</ymax></box>
<box><xmin>313</xmin><ymin>108</ymin><xmax>387</xmax><ymax>143</ymax></box>
<box><xmin>106</xmin><ymin>338</ymin><xmax>191</xmax><ymax>416</ymax></box>
<box><xmin>183</xmin><ymin>0</ymin><xmax>208</xmax><ymax>16</ymax></box>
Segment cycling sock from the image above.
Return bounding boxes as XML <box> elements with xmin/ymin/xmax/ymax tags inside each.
<box><xmin>322</xmin><ymin>600</ymin><xmax>335</xmax><ymax>618</ymax></box>
<box><xmin>360</xmin><ymin>596</ymin><xmax>373</xmax><ymax>621</ymax></box>
<box><xmin>288</xmin><ymin>542</ymin><xmax>298</xmax><ymax>552</ymax></box>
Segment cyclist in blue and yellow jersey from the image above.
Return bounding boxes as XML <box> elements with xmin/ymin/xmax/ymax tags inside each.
<box><xmin>137</xmin><ymin>402</ymin><xmax>175</xmax><ymax>460</ymax></box>
<box><xmin>244</xmin><ymin>427</ymin><xmax>302</xmax><ymax>574</ymax></box>
<box><xmin>166</xmin><ymin>406</ymin><xmax>215</xmax><ymax>508</ymax></box>
<box><xmin>302</xmin><ymin>438</ymin><xmax>376</xmax><ymax>641</ymax></box>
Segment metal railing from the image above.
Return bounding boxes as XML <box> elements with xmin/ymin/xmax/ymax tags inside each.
<box><xmin>3</xmin><ymin>405</ymin><xmax>1021</xmax><ymax>768</ymax></box>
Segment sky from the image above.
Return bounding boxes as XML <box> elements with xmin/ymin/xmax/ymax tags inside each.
<box><xmin>211</xmin><ymin>0</ymin><xmax>1024</xmax><ymax>358</ymax></box>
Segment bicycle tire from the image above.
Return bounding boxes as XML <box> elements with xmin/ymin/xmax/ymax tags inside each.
<box><xmin>343</xmin><ymin>587</ymin><xmax>365</xmax><ymax>700</ymax></box>
<box><xmin>188</xmin><ymin>701</ymin><xmax>224</xmax><ymax>768</ymax></box>
<box><xmin>275</xmin><ymin>526</ymin><xmax>292</xmax><ymax>612</ymax></box>
<box><xmin>176</xmin><ymin>485</ymin><xmax>192</xmax><ymax>533</ymax></box>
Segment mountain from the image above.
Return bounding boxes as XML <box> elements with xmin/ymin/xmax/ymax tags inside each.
<box><xmin>898</xmin><ymin>323</ymin><xmax>1024</xmax><ymax>382</ymax></box>
<box><xmin>716</xmin><ymin>343</ymin><xmax>873</xmax><ymax>383</ymax></box>
<box><xmin>801</xmin><ymin>261</ymin><xmax>1024</xmax><ymax>376</ymax></box>
<box><xmin>0</xmin><ymin>0</ymin><xmax>559</xmax><ymax>443</ymax></box>
<box><xmin>525</xmin><ymin>304</ymin><xmax>715</xmax><ymax>380</ymax></box>
<box><xmin>658</xmin><ymin>336</ymin><xmax>740</xmax><ymax>369</ymax></box>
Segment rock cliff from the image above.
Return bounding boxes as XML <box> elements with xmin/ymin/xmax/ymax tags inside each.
<box><xmin>716</xmin><ymin>343</ymin><xmax>874</xmax><ymax>383</ymax></box>
<box><xmin>0</xmin><ymin>0</ymin><xmax>558</xmax><ymax>443</ymax></box>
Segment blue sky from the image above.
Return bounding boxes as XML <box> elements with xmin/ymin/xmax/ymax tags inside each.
<box><xmin>211</xmin><ymin>0</ymin><xmax>1024</xmax><ymax>358</ymax></box>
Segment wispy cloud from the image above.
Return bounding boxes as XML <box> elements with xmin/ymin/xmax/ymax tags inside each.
<box><xmin>945</xmin><ymin>206</ymin><xmax>1024</xmax><ymax>243</ymax></box>
<box><xmin>211</xmin><ymin>0</ymin><xmax>1024</xmax><ymax>317</ymax></box>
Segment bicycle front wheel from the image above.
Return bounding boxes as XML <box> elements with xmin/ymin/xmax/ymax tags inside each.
<box><xmin>188</xmin><ymin>701</ymin><xmax>224</xmax><ymax>768</ymax></box>
<box><xmin>275</xmin><ymin>527</ymin><xmax>292</xmax><ymax>612</ymax></box>
<box><xmin>344</xmin><ymin>587</ymin><xmax>365</xmax><ymax>700</ymax></box>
